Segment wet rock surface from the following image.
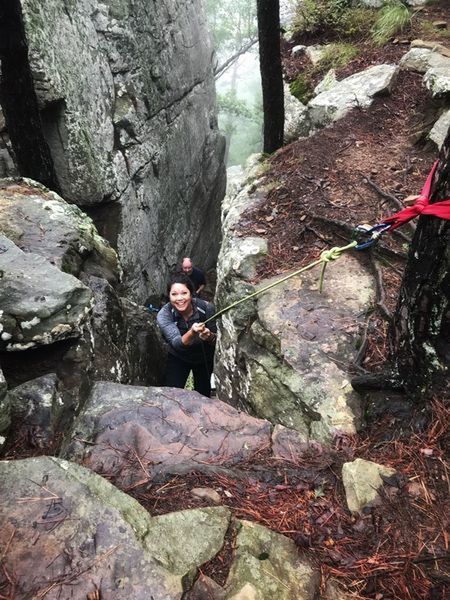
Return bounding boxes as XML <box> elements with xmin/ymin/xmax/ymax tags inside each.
<box><xmin>17</xmin><ymin>0</ymin><xmax>226</xmax><ymax>300</ymax></box>
<box><xmin>63</xmin><ymin>382</ymin><xmax>272</xmax><ymax>485</ymax></box>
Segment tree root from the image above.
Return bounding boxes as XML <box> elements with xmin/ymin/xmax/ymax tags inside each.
<box><xmin>370</xmin><ymin>256</ymin><xmax>392</xmax><ymax>321</ymax></box>
<box><xmin>351</xmin><ymin>371</ymin><xmax>404</xmax><ymax>392</ymax></box>
<box><xmin>311</xmin><ymin>214</ymin><xmax>407</xmax><ymax>261</ymax></box>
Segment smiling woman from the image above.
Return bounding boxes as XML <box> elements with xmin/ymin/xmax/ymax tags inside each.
<box><xmin>156</xmin><ymin>274</ymin><xmax>217</xmax><ymax>397</ymax></box>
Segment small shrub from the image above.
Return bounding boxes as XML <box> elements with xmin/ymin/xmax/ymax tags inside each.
<box><xmin>371</xmin><ymin>0</ymin><xmax>411</xmax><ymax>46</ymax></box>
<box><xmin>313</xmin><ymin>42</ymin><xmax>359</xmax><ymax>73</ymax></box>
<box><xmin>293</xmin><ymin>0</ymin><xmax>353</xmax><ymax>37</ymax></box>
<box><xmin>340</xmin><ymin>7</ymin><xmax>377</xmax><ymax>39</ymax></box>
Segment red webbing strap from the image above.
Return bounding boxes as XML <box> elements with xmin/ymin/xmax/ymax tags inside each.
<box><xmin>382</xmin><ymin>161</ymin><xmax>450</xmax><ymax>231</ymax></box>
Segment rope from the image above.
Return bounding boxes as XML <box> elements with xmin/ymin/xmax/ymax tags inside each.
<box><xmin>204</xmin><ymin>240</ymin><xmax>357</xmax><ymax>324</ymax></box>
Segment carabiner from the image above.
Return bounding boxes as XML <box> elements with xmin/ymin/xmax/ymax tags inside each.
<box><xmin>352</xmin><ymin>223</ymin><xmax>391</xmax><ymax>250</ymax></box>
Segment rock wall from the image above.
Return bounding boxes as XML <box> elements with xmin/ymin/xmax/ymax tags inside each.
<box><xmin>6</xmin><ymin>0</ymin><xmax>226</xmax><ymax>300</ymax></box>
<box><xmin>215</xmin><ymin>160</ymin><xmax>376</xmax><ymax>443</ymax></box>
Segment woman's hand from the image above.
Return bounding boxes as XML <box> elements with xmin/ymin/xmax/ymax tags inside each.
<box><xmin>199</xmin><ymin>327</ymin><xmax>216</xmax><ymax>342</ymax></box>
<box><xmin>191</xmin><ymin>322</ymin><xmax>205</xmax><ymax>335</ymax></box>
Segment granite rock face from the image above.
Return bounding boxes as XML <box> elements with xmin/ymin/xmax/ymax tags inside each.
<box><xmin>0</xmin><ymin>234</ymin><xmax>93</xmax><ymax>352</ymax></box>
<box><xmin>0</xmin><ymin>456</ymin><xmax>233</xmax><ymax>599</ymax></box>
<box><xmin>62</xmin><ymin>381</ymin><xmax>272</xmax><ymax>486</ymax></box>
<box><xmin>215</xmin><ymin>161</ymin><xmax>375</xmax><ymax>443</ymax></box>
<box><xmin>0</xmin><ymin>180</ymin><xmax>165</xmax><ymax>438</ymax></box>
<box><xmin>18</xmin><ymin>0</ymin><xmax>226</xmax><ymax>301</ymax></box>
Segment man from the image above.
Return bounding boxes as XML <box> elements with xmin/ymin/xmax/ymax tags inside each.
<box><xmin>181</xmin><ymin>257</ymin><xmax>206</xmax><ymax>297</ymax></box>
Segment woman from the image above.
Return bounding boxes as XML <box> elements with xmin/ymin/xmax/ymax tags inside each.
<box><xmin>157</xmin><ymin>273</ymin><xmax>216</xmax><ymax>397</ymax></box>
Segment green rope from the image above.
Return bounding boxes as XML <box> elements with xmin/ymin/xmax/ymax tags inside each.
<box><xmin>204</xmin><ymin>241</ymin><xmax>357</xmax><ymax>324</ymax></box>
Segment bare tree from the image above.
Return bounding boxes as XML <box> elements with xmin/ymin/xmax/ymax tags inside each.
<box><xmin>256</xmin><ymin>0</ymin><xmax>284</xmax><ymax>154</ymax></box>
<box><xmin>391</xmin><ymin>131</ymin><xmax>450</xmax><ymax>396</ymax></box>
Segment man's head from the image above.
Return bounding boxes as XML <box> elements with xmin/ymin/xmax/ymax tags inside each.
<box><xmin>182</xmin><ymin>257</ymin><xmax>193</xmax><ymax>276</ymax></box>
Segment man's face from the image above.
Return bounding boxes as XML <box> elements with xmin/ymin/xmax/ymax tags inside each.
<box><xmin>182</xmin><ymin>260</ymin><xmax>193</xmax><ymax>276</ymax></box>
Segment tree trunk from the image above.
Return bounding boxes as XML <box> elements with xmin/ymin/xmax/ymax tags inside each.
<box><xmin>0</xmin><ymin>0</ymin><xmax>59</xmax><ymax>191</ymax></box>
<box><xmin>391</xmin><ymin>131</ymin><xmax>450</xmax><ymax>396</ymax></box>
<box><xmin>256</xmin><ymin>0</ymin><xmax>284</xmax><ymax>154</ymax></box>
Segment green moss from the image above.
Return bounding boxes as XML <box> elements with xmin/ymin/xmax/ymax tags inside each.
<box><xmin>289</xmin><ymin>74</ymin><xmax>314</xmax><ymax>104</ymax></box>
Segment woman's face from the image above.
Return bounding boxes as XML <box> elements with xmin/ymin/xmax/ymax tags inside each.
<box><xmin>169</xmin><ymin>283</ymin><xmax>192</xmax><ymax>314</ymax></box>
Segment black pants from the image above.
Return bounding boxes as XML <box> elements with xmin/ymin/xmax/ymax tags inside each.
<box><xmin>165</xmin><ymin>352</ymin><xmax>213</xmax><ymax>397</ymax></box>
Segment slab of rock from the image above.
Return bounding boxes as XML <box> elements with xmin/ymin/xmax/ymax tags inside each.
<box><xmin>218</xmin><ymin>254</ymin><xmax>374</xmax><ymax>442</ymax></box>
<box><xmin>272</xmin><ymin>424</ymin><xmax>326</xmax><ymax>462</ymax></box>
<box><xmin>284</xmin><ymin>84</ymin><xmax>311</xmax><ymax>143</ymax></box>
<box><xmin>400</xmin><ymin>46</ymin><xmax>450</xmax><ymax>73</ymax></box>
<box><xmin>429</xmin><ymin>109</ymin><xmax>450</xmax><ymax>149</ymax></box>
<box><xmin>0</xmin><ymin>368</ymin><xmax>8</xmax><ymax>448</ymax></box>
<box><xmin>0</xmin><ymin>179</ymin><xmax>120</xmax><ymax>283</ymax></box>
<box><xmin>0</xmin><ymin>456</ymin><xmax>183</xmax><ymax>598</ymax></box>
<box><xmin>86</xmin><ymin>275</ymin><xmax>166</xmax><ymax>385</ymax></box>
<box><xmin>224</xmin><ymin>520</ymin><xmax>319</xmax><ymax>599</ymax></box>
<box><xmin>342</xmin><ymin>458</ymin><xmax>397</xmax><ymax>514</ymax></box>
<box><xmin>424</xmin><ymin>66</ymin><xmax>450</xmax><ymax>98</ymax></box>
<box><xmin>309</xmin><ymin>64</ymin><xmax>398</xmax><ymax>128</ymax></box>
<box><xmin>0</xmin><ymin>235</ymin><xmax>93</xmax><ymax>351</ymax></box>
<box><xmin>63</xmin><ymin>382</ymin><xmax>272</xmax><ymax>486</ymax></box>
<box><xmin>144</xmin><ymin>506</ymin><xmax>230</xmax><ymax>583</ymax></box>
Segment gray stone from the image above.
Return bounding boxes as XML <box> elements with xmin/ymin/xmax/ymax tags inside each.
<box><xmin>292</xmin><ymin>44</ymin><xmax>306</xmax><ymax>56</ymax></box>
<box><xmin>313</xmin><ymin>68</ymin><xmax>337</xmax><ymax>96</ymax></box>
<box><xmin>0</xmin><ymin>456</ymin><xmax>235</xmax><ymax>598</ymax></box>
<box><xmin>0</xmin><ymin>178</ymin><xmax>120</xmax><ymax>283</ymax></box>
<box><xmin>0</xmin><ymin>234</ymin><xmax>93</xmax><ymax>351</ymax></box>
<box><xmin>400</xmin><ymin>47</ymin><xmax>450</xmax><ymax>73</ymax></box>
<box><xmin>309</xmin><ymin>64</ymin><xmax>398</xmax><ymax>128</ymax></box>
<box><xmin>4</xmin><ymin>373</ymin><xmax>62</xmax><ymax>448</ymax></box>
<box><xmin>272</xmin><ymin>424</ymin><xmax>326</xmax><ymax>462</ymax></box>
<box><xmin>424</xmin><ymin>66</ymin><xmax>450</xmax><ymax>98</ymax></box>
<box><xmin>86</xmin><ymin>275</ymin><xmax>166</xmax><ymax>386</ymax></box>
<box><xmin>217</xmin><ymin>255</ymin><xmax>374</xmax><ymax>442</ymax></box>
<box><xmin>305</xmin><ymin>45</ymin><xmax>328</xmax><ymax>65</ymax></box>
<box><xmin>19</xmin><ymin>0</ymin><xmax>226</xmax><ymax>301</ymax></box>
<box><xmin>144</xmin><ymin>507</ymin><xmax>230</xmax><ymax>582</ymax></box>
<box><xmin>224</xmin><ymin>520</ymin><xmax>319</xmax><ymax>599</ymax></box>
<box><xmin>191</xmin><ymin>487</ymin><xmax>222</xmax><ymax>504</ymax></box>
<box><xmin>62</xmin><ymin>381</ymin><xmax>272</xmax><ymax>486</ymax></box>
<box><xmin>0</xmin><ymin>368</ymin><xmax>8</xmax><ymax>448</ymax></box>
<box><xmin>429</xmin><ymin>109</ymin><xmax>450</xmax><ymax>149</ymax></box>
<box><xmin>284</xmin><ymin>84</ymin><xmax>311</xmax><ymax>143</ymax></box>
<box><xmin>342</xmin><ymin>458</ymin><xmax>397</xmax><ymax>514</ymax></box>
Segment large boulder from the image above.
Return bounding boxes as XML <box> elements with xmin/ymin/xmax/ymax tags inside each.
<box><xmin>308</xmin><ymin>64</ymin><xmax>398</xmax><ymax>128</ymax></box>
<box><xmin>0</xmin><ymin>178</ymin><xmax>120</xmax><ymax>283</ymax></box>
<box><xmin>0</xmin><ymin>234</ymin><xmax>93</xmax><ymax>351</ymax></box>
<box><xmin>18</xmin><ymin>0</ymin><xmax>226</xmax><ymax>301</ymax></box>
<box><xmin>62</xmin><ymin>381</ymin><xmax>272</xmax><ymax>486</ymax></box>
<box><xmin>215</xmin><ymin>163</ymin><xmax>375</xmax><ymax>443</ymax></box>
<box><xmin>0</xmin><ymin>456</ymin><xmax>233</xmax><ymax>598</ymax></box>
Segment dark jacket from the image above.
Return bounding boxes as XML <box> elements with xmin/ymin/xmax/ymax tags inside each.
<box><xmin>157</xmin><ymin>298</ymin><xmax>216</xmax><ymax>365</ymax></box>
